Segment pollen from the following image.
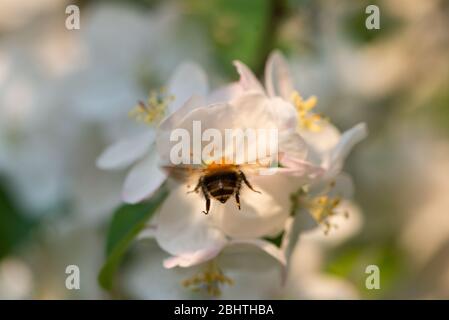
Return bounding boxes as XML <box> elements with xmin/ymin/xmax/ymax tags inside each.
<box><xmin>291</xmin><ymin>91</ymin><xmax>325</xmax><ymax>132</ymax></box>
<box><xmin>204</xmin><ymin>157</ymin><xmax>236</xmax><ymax>170</ymax></box>
<box><xmin>182</xmin><ymin>259</ymin><xmax>233</xmax><ymax>297</ymax></box>
<box><xmin>307</xmin><ymin>195</ymin><xmax>342</xmax><ymax>234</ymax></box>
<box><xmin>291</xmin><ymin>184</ymin><xmax>346</xmax><ymax>235</ymax></box>
<box><xmin>129</xmin><ymin>87</ymin><xmax>174</xmax><ymax>125</ymax></box>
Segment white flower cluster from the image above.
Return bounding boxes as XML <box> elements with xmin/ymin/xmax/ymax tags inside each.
<box><xmin>98</xmin><ymin>51</ymin><xmax>367</xmax><ymax>296</ymax></box>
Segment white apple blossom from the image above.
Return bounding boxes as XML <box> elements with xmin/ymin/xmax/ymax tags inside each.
<box><xmin>227</xmin><ymin>51</ymin><xmax>367</xmax><ymax>238</ymax></box>
<box><xmin>96</xmin><ymin>62</ymin><xmax>209</xmax><ymax>204</ymax></box>
<box><xmin>231</xmin><ymin>51</ymin><xmax>367</xmax><ymax>179</ymax></box>
<box><xmin>121</xmin><ymin>199</ymin><xmax>362</xmax><ymax>299</ymax></box>
<box><xmin>98</xmin><ymin>50</ymin><xmax>366</xmax><ymax>297</ymax></box>
<box><xmin>151</xmin><ymin>90</ymin><xmax>324</xmax><ymax>270</ymax></box>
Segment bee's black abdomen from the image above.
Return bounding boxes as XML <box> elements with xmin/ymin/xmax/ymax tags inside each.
<box><xmin>203</xmin><ymin>170</ymin><xmax>240</xmax><ymax>204</ymax></box>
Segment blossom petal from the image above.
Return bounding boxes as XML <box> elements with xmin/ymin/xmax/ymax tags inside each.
<box><xmin>167</xmin><ymin>62</ymin><xmax>208</xmax><ymax>114</ymax></box>
<box><xmin>265</xmin><ymin>50</ymin><xmax>295</xmax><ymax>100</ymax></box>
<box><xmin>324</xmin><ymin>123</ymin><xmax>367</xmax><ymax>177</ymax></box>
<box><xmin>206</xmin><ymin>82</ymin><xmax>245</xmax><ymax>104</ymax></box>
<box><xmin>155</xmin><ymin>184</ymin><xmax>227</xmax><ymax>258</ymax></box>
<box><xmin>212</xmin><ymin>173</ymin><xmax>299</xmax><ymax>239</ymax></box>
<box><xmin>158</xmin><ymin>92</ymin><xmax>292</xmax><ymax>165</ymax></box>
<box><xmin>218</xmin><ymin>244</ymin><xmax>283</xmax><ymax>299</ymax></box>
<box><xmin>163</xmin><ymin>246</ymin><xmax>224</xmax><ymax>269</ymax></box>
<box><xmin>96</xmin><ymin>131</ymin><xmax>155</xmax><ymax>170</ymax></box>
<box><xmin>232</xmin><ymin>60</ymin><xmax>265</xmax><ymax>93</ymax></box>
<box><xmin>122</xmin><ymin>151</ymin><xmax>166</xmax><ymax>204</ymax></box>
<box><xmin>278</xmin><ymin>155</ymin><xmax>325</xmax><ymax>180</ymax></box>
<box><xmin>267</xmin><ymin>97</ymin><xmax>298</xmax><ymax>130</ymax></box>
<box><xmin>299</xmin><ymin>122</ymin><xmax>341</xmax><ymax>162</ymax></box>
<box><xmin>228</xmin><ymin>238</ymin><xmax>286</xmax><ymax>266</ymax></box>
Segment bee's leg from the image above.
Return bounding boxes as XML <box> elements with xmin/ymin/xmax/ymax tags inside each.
<box><xmin>235</xmin><ymin>191</ymin><xmax>241</xmax><ymax>210</ymax></box>
<box><xmin>239</xmin><ymin>171</ymin><xmax>261</xmax><ymax>194</ymax></box>
<box><xmin>187</xmin><ymin>177</ymin><xmax>202</xmax><ymax>194</ymax></box>
<box><xmin>202</xmin><ymin>195</ymin><xmax>211</xmax><ymax>215</ymax></box>
<box><xmin>201</xmin><ymin>185</ymin><xmax>211</xmax><ymax>215</ymax></box>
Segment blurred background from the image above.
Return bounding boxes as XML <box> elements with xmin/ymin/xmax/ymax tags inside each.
<box><xmin>0</xmin><ymin>0</ymin><xmax>448</xmax><ymax>299</ymax></box>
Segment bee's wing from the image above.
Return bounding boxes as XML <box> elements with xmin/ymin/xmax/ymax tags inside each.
<box><xmin>238</xmin><ymin>155</ymin><xmax>280</xmax><ymax>176</ymax></box>
<box><xmin>161</xmin><ymin>164</ymin><xmax>204</xmax><ymax>183</ymax></box>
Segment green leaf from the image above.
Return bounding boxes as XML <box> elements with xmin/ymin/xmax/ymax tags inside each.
<box><xmin>98</xmin><ymin>186</ymin><xmax>168</xmax><ymax>291</ymax></box>
<box><xmin>0</xmin><ymin>181</ymin><xmax>35</xmax><ymax>259</ymax></box>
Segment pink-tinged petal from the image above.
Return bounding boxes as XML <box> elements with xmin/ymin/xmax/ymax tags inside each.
<box><xmin>265</xmin><ymin>50</ymin><xmax>295</xmax><ymax>100</ymax></box>
<box><xmin>232</xmin><ymin>60</ymin><xmax>265</xmax><ymax>93</ymax></box>
<box><xmin>96</xmin><ymin>131</ymin><xmax>155</xmax><ymax>170</ymax></box>
<box><xmin>122</xmin><ymin>151</ymin><xmax>166</xmax><ymax>204</ymax></box>
<box><xmin>323</xmin><ymin>123</ymin><xmax>368</xmax><ymax>177</ymax></box>
<box><xmin>167</xmin><ymin>62</ymin><xmax>208</xmax><ymax>114</ymax></box>
<box><xmin>163</xmin><ymin>246</ymin><xmax>225</xmax><ymax>269</ymax></box>
<box><xmin>206</xmin><ymin>82</ymin><xmax>245</xmax><ymax>104</ymax></box>
<box><xmin>155</xmin><ymin>184</ymin><xmax>227</xmax><ymax>258</ymax></box>
<box><xmin>278</xmin><ymin>154</ymin><xmax>325</xmax><ymax>180</ymax></box>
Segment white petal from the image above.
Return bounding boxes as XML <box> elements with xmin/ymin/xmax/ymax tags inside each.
<box><xmin>122</xmin><ymin>151</ymin><xmax>166</xmax><ymax>204</ymax></box>
<box><xmin>212</xmin><ymin>173</ymin><xmax>298</xmax><ymax>239</ymax></box>
<box><xmin>167</xmin><ymin>62</ymin><xmax>208</xmax><ymax>114</ymax></box>
<box><xmin>96</xmin><ymin>131</ymin><xmax>155</xmax><ymax>170</ymax></box>
<box><xmin>324</xmin><ymin>123</ymin><xmax>367</xmax><ymax>177</ymax></box>
<box><xmin>163</xmin><ymin>246</ymin><xmax>224</xmax><ymax>269</ymax></box>
<box><xmin>206</xmin><ymin>82</ymin><xmax>245</xmax><ymax>104</ymax></box>
<box><xmin>232</xmin><ymin>60</ymin><xmax>265</xmax><ymax>93</ymax></box>
<box><xmin>155</xmin><ymin>184</ymin><xmax>227</xmax><ymax>258</ymax></box>
<box><xmin>158</xmin><ymin>92</ymin><xmax>289</xmax><ymax>165</ymax></box>
<box><xmin>120</xmin><ymin>241</ymin><xmax>196</xmax><ymax>299</ymax></box>
<box><xmin>218</xmin><ymin>244</ymin><xmax>283</xmax><ymax>299</ymax></box>
<box><xmin>262</xmin><ymin>97</ymin><xmax>307</xmax><ymax>160</ymax></box>
<box><xmin>265</xmin><ymin>50</ymin><xmax>295</xmax><ymax>100</ymax></box>
<box><xmin>228</xmin><ymin>238</ymin><xmax>286</xmax><ymax>266</ymax></box>
<box><xmin>278</xmin><ymin>129</ymin><xmax>308</xmax><ymax>161</ymax></box>
<box><xmin>281</xmin><ymin>209</ymin><xmax>319</xmax><ymax>265</ymax></box>
<box><xmin>267</xmin><ymin>97</ymin><xmax>298</xmax><ymax>130</ymax></box>
<box><xmin>157</xmin><ymin>95</ymin><xmax>205</xmax><ymax>164</ymax></box>
<box><xmin>299</xmin><ymin>122</ymin><xmax>341</xmax><ymax>161</ymax></box>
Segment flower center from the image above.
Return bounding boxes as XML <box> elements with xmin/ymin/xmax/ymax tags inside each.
<box><xmin>291</xmin><ymin>91</ymin><xmax>325</xmax><ymax>132</ymax></box>
<box><xmin>291</xmin><ymin>184</ymin><xmax>348</xmax><ymax>234</ymax></box>
<box><xmin>182</xmin><ymin>259</ymin><xmax>233</xmax><ymax>297</ymax></box>
<box><xmin>129</xmin><ymin>87</ymin><xmax>174</xmax><ymax>125</ymax></box>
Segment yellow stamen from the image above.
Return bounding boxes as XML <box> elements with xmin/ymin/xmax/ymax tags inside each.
<box><xmin>129</xmin><ymin>87</ymin><xmax>174</xmax><ymax>125</ymax></box>
<box><xmin>182</xmin><ymin>259</ymin><xmax>233</xmax><ymax>297</ymax></box>
<box><xmin>290</xmin><ymin>183</ymin><xmax>345</xmax><ymax>234</ymax></box>
<box><xmin>291</xmin><ymin>91</ymin><xmax>326</xmax><ymax>132</ymax></box>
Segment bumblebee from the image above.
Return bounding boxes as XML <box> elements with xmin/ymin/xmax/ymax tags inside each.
<box><xmin>163</xmin><ymin>162</ymin><xmax>261</xmax><ymax>214</ymax></box>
